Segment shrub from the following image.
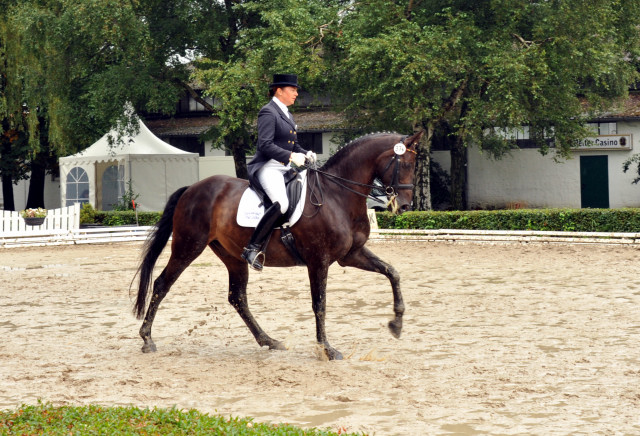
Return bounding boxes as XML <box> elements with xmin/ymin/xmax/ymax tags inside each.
<box><xmin>376</xmin><ymin>208</ymin><xmax>640</xmax><ymax>232</ymax></box>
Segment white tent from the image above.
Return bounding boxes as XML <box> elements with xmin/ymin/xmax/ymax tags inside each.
<box><xmin>59</xmin><ymin>118</ymin><xmax>199</xmax><ymax>211</ymax></box>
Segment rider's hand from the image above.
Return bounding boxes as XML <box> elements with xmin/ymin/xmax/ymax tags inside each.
<box><xmin>306</xmin><ymin>151</ymin><xmax>317</xmax><ymax>164</ymax></box>
<box><xmin>290</xmin><ymin>152</ymin><xmax>306</xmax><ymax>167</ymax></box>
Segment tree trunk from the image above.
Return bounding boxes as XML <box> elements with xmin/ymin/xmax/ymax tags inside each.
<box><xmin>26</xmin><ymin>154</ymin><xmax>46</xmax><ymax>209</ymax></box>
<box><xmin>232</xmin><ymin>138</ymin><xmax>249</xmax><ymax>179</ymax></box>
<box><xmin>1</xmin><ymin>173</ymin><xmax>15</xmax><ymax>211</ymax></box>
<box><xmin>450</xmin><ymin>134</ymin><xmax>467</xmax><ymax>210</ymax></box>
<box><xmin>412</xmin><ymin>123</ymin><xmax>433</xmax><ymax>211</ymax></box>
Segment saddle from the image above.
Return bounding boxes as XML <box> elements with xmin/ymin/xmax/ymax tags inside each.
<box><xmin>250</xmin><ymin>168</ymin><xmax>304</xmax><ymax>221</ymax></box>
<box><xmin>236</xmin><ymin>169</ymin><xmax>307</xmax><ymax>265</ymax></box>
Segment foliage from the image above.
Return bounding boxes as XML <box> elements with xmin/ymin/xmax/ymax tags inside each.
<box><xmin>79</xmin><ymin>202</ymin><xmax>96</xmax><ymax>224</ymax></box>
<box><xmin>93</xmin><ymin>210</ymin><xmax>162</xmax><ymax>227</ymax></box>
<box><xmin>333</xmin><ymin>0</ymin><xmax>640</xmax><ymax>210</ymax></box>
<box><xmin>193</xmin><ymin>0</ymin><xmax>341</xmax><ymax>178</ymax></box>
<box><xmin>0</xmin><ymin>0</ymin><xmax>189</xmax><ymax>208</ymax></box>
<box><xmin>377</xmin><ymin>208</ymin><xmax>640</xmax><ymax>233</ymax></box>
<box><xmin>20</xmin><ymin>207</ymin><xmax>46</xmax><ymax>218</ymax></box>
<box><xmin>0</xmin><ymin>402</ymin><xmax>360</xmax><ymax>435</ymax></box>
<box><xmin>112</xmin><ymin>180</ymin><xmax>140</xmax><ymax>211</ymax></box>
<box><xmin>622</xmin><ymin>153</ymin><xmax>640</xmax><ymax>184</ymax></box>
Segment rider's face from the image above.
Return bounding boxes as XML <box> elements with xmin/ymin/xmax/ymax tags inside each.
<box><xmin>275</xmin><ymin>86</ymin><xmax>298</xmax><ymax>107</ymax></box>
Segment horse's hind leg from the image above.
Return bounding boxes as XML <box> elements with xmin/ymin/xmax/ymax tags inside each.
<box><xmin>140</xmin><ymin>249</ymin><xmax>204</xmax><ymax>353</ymax></box>
<box><xmin>338</xmin><ymin>246</ymin><xmax>404</xmax><ymax>338</ymax></box>
<box><xmin>211</xmin><ymin>244</ymin><xmax>286</xmax><ymax>351</ymax></box>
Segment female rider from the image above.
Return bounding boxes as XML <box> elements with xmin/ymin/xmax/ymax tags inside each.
<box><xmin>242</xmin><ymin>74</ymin><xmax>316</xmax><ymax>270</ymax></box>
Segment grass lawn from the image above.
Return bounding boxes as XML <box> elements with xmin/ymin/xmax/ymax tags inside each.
<box><xmin>0</xmin><ymin>402</ymin><xmax>363</xmax><ymax>435</ymax></box>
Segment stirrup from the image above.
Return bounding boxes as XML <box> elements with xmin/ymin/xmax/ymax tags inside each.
<box><xmin>242</xmin><ymin>247</ymin><xmax>266</xmax><ymax>271</ymax></box>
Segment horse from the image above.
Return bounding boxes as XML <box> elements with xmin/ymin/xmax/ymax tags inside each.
<box><xmin>133</xmin><ymin>130</ymin><xmax>425</xmax><ymax>360</ymax></box>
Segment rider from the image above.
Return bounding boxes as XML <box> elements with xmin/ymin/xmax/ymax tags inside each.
<box><xmin>242</xmin><ymin>73</ymin><xmax>317</xmax><ymax>271</ymax></box>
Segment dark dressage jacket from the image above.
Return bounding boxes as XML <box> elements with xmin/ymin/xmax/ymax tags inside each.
<box><xmin>247</xmin><ymin>100</ymin><xmax>307</xmax><ymax>188</ymax></box>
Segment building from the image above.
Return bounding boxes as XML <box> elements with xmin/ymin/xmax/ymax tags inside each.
<box><xmin>3</xmin><ymin>89</ymin><xmax>640</xmax><ymax>212</ymax></box>
<box><xmin>432</xmin><ymin>93</ymin><xmax>640</xmax><ymax>209</ymax></box>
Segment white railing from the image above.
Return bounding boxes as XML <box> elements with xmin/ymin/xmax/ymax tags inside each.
<box><xmin>369</xmin><ymin>228</ymin><xmax>640</xmax><ymax>245</ymax></box>
<box><xmin>1</xmin><ymin>203</ymin><xmax>81</xmax><ymax>233</ymax></box>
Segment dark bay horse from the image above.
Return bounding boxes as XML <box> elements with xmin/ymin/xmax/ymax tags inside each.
<box><xmin>134</xmin><ymin>130</ymin><xmax>424</xmax><ymax>360</ymax></box>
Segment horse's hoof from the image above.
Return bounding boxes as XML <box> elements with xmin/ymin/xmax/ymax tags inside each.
<box><xmin>326</xmin><ymin>347</ymin><xmax>343</xmax><ymax>361</ymax></box>
<box><xmin>388</xmin><ymin>320</ymin><xmax>402</xmax><ymax>338</ymax></box>
<box><xmin>268</xmin><ymin>340</ymin><xmax>287</xmax><ymax>351</ymax></box>
<box><xmin>141</xmin><ymin>342</ymin><xmax>157</xmax><ymax>353</ymax></box>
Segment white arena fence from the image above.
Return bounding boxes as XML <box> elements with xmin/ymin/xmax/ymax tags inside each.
<box><xmin>369</xmin><ymin>228</ymin><xmax>640</xmax><ymax>245</ymax></box>
<box><xmin>1</xmin><ymin>203</ymin><xmax>81</xmax><ymax>233</ymax></box>
<box><xmin>2</xmin><ymin>205</ymin><xmax>640</xmax><ymax>247</ymax></box>
<box><xmin>0</xmin><ymin>203</ymin><xmax>154</xmax><ymax>247</ymax></box>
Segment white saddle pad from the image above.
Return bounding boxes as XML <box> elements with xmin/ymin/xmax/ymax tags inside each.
<box><xmin>236</xmin><ymin>170</ymin><xmax>307</xmax><ymax>228</ymax></box>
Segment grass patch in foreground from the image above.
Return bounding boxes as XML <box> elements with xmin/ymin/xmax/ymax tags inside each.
<box><xmin>0</xmin><ymin>402</ymin><xmax>363</xmax><ymax>435</ymax></box>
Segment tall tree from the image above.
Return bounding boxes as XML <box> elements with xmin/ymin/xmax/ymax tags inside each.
<box><xmin>1</xmin><ymin>0</ymin><xmax>188</xmax><ymax>209</ymax></box>
<box><xmin>193</xmin><ymin>0</ymin><xmax>340</xmax><ymax>178</ymax></box>
<box><xmin>335</xmin><ymin>0</ymin><xmax>640</xmax><ymax>210</ymax></box>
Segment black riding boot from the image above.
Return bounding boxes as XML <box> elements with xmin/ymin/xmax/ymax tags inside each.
<box><xmin>241</xmin><ymin>201</ymin><xmax>283</xmax><ymax>271</ymax></box>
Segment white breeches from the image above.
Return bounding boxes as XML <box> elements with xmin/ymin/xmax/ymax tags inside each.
<box><xmin>256</xmin><ymin>159</ymin><xmax>290</xmax><ymax>214</ymax></box>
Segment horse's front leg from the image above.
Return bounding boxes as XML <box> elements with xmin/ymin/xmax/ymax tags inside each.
<box><xmin>308</xmin><ymin>265</ymin><xmax>343</xmax><ymax>360</ymax></box>
<box><xmin>338</xmin><ymin>246</ymin><xmax>404</xmax><ymax>338</ymax></box>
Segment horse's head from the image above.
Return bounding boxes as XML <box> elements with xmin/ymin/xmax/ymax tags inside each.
<box><xmin>376</xmin><ymin>130</ymin><xmax>424</xmax><ymax>214</ymax></box>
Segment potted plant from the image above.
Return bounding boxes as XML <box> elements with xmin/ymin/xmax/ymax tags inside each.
<box><xmin>20</xmin><ymin>207</ymin><xmax>47</xmax><ymax>226</ymax></box>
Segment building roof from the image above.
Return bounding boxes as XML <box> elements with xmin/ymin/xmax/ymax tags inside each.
<box><xmin>145</xmin><ymin>110</ymin><xmax>347</xmax><ymax>137</ymax></box>
<box><xmin>599</xmin><ymin>93</ymin><xmax>640</xmax><ymax>119</ymax></box>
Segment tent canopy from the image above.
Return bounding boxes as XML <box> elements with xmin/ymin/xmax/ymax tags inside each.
<box><xmin>59</xmin><ymin>118</ymin><xmax>199</xmax><ymax>211</ymax></box>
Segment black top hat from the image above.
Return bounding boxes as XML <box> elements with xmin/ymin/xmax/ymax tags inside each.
<box><xmin>269</xmin><ymin>74</ymin><xmax>300</xmax><ymax>89</ymax></box>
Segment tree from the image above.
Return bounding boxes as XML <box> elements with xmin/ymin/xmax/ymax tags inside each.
<box><xmin>193</xmin><ymin>0</ymin><xmax>341</xmax><ymax>178</ymax></box>
<box><xmin>0</xmin><ymin>0</ymin><xmax>188</xmax><ymax>209</ymax></box>
<box><xmin>334</xmin><ymin>0</ymin><xmax>640</xmax><ymax>210</ymax></box>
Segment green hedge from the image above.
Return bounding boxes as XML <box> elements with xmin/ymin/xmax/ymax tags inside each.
<box><xmin>81</xmin><ymin>206</ymin><xmax>640</xmax><ymax>233</ymax></box>
<box><xmin>83</xmin><ymin>210</ymin><xmax>163</xmax><ymax>227</ymax></box>
<box><xmin>376</xmin><ymin>208</ymin><xmax>640</xmax><ymax>233</ymax></box>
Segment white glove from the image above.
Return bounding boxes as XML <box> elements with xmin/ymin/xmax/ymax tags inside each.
<box><xmin>290</xmin><ymin>152</ymin><xmax>306</xmax><ymax>166</ymax></box>
<box><xmin>306</xmin><ymin>151</ymin><xmax>317</xmax><ymax>164</ymax></box>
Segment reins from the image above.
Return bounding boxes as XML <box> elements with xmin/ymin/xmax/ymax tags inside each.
<box><xmin>304</xmin><ymin>148</ymin><xmax>416</xmax><ymax>212</ymax></box>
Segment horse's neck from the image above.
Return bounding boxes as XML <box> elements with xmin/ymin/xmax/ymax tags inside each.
<box><xmin>325</xmin><ymin>142</ymin><xmax>386</xmax><ymax>186</ymax></box>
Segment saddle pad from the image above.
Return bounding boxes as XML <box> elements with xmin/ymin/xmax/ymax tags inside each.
<box><xmin>236</xmin><ymin>170</ymin><xmax>307</xmax><ymax>228</ymax></box>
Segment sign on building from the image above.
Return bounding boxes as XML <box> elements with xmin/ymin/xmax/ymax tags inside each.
<box><xmin>573</xmin><ymin>134</ymin><xmax>632</xmax><ymax>150</ymax></box>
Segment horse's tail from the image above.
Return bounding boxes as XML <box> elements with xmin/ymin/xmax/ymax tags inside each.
<box><xmin>133</xmin><ymin>186</ymin><xmax>189</xmax><ymax>319</ymax></box>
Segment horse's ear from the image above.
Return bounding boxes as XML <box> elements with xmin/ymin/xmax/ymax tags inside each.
<box><xmin>404</xmin><ymin>130</ymin><xmax>425</xmax><ymax>151</ymax></box>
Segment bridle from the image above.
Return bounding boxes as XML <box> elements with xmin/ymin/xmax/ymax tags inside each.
<box><xmin>304</xmin><ymin>142</ymin><xmax>417</xmax><ymax>212</ymax></box>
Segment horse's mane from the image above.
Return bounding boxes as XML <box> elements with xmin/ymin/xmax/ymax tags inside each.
<box><xmin>320</xmin><ymin>132</ymin><xmax>400</xmax><ymax>171</ymax></box>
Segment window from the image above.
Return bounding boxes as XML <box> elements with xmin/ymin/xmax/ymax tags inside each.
<box><xmin>493</xmin><ymin>126</ymin><xmax>529</xmax><ymax>140</ymax></box>
<box><xmin>176</xmin><ymin>94</ymin><xmax>213</xmax><ymax>114</ymax></box>
<box><xmin>298</xmin><ymin>132</ymin><xmax>323</xmax><ymax>154</ymax></box>
<box><xmin>66</xmin><ymin>167</ymin><xmax>89</xmax><ymax>206</ymax></box>
<box><xmin>101</xmin><ymin>165</ymin><xmax>122</xmax><ymax>211</ymax></box>
<box><xmin>587</xmin><ymin>122</ymin><xmax>617</xmax><ymax>135</ymax></box>
<box><xmin>168</xmin><ymin>136</ymin><xmax>205</xmax><ymax>156</ymax></box>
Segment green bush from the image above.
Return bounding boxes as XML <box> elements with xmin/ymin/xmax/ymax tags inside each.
<box><xmin>79</xmin><ymin>203</ymin><xmax>97</xmax><ymax>224</ymax></box>
<box><xmin>86</xmin><ymin>207</ymin><xmax>640</xmax><ymax>233</ymax></box>
<box><xmin>376</xmin><ymin>208</ymin><xmax>640</xmax><ymax>232</ymax></box>
<box><xmin>91</xmin><ymin>210</ymin><xmax>162</xmax><ymax>226</ymax></box>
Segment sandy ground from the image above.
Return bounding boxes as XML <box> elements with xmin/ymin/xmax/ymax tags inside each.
<box><xmin>1</xmin><ymin>240</ymin><xmax>640</xmax><ymax>435</ymax></box>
